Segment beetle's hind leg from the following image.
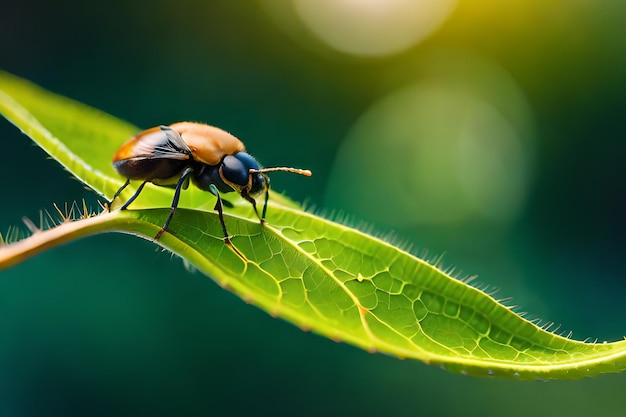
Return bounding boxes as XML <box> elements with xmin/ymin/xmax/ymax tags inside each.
<box><xmin>120</xmin><ymin>181</ymin><xmax>148</xmax><ymax>210</ymax></box>
<box><xmin>108</xmin><ymin>179</ymin><xmax>130</xmax><ymax>210</ymax></box>
<box><xmin>109</xmin><ymin>179</ymin><xmax>147</xmax><ymax>211</ymax></box>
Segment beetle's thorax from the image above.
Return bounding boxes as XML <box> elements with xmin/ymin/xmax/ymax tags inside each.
<box><xmin>191</xmin><ymin>162</ymin><xmax>233</xmax><ymax>194</ymax></box>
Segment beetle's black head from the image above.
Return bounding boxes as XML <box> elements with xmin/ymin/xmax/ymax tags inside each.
<box><xmin>191</xmin><ymin>152</ymin><xmax>267</xmax><ymax>197</ymax></box>
<box><xmin>220</xmin><ymin>152</ymin><xmax>267</xmax><ymax>197</ymax></box>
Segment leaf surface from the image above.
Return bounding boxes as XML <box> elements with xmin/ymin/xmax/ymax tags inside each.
<box><xmin>2</xmin><ymin>69</ymin><xmax>625</xmax><ymax>380</ymax></box>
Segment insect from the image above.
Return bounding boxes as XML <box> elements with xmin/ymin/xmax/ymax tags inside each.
<box><xmin>110</xmin><ymin>122</ymin><xmax>311</xmax><ymax>257</ymax></box>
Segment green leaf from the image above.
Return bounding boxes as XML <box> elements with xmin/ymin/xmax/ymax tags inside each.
<box><xmin>1</xmin><ymin>69</ymin><xmax>626</xmax><ymax>380</ymax></box>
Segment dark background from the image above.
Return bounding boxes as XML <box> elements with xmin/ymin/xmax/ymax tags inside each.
<box><xmin>1</xmin><ymin>1</ymin><xmax>626</xmax><ymax>416</ymax></box>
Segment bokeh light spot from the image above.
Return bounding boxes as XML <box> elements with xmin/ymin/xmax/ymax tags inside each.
<box><xmin>292</xmin><ymin>0</ymin><xmax>458</xmax><ymax>56</ymax></box>
<box><xmin>325</xmin><ymin>58</ymin><xmax>535</xmax><ymax>227</ymax></box>
<box><xmin>456</xmin><ymin>102</ymin><xmax>528</xmax><ymax>221</ymax></box>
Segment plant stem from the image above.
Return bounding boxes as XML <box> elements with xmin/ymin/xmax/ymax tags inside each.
<box><xmin>0</xmin><ymin>212</ymin><xmax>118</xmax><ymax>270</ymax></box>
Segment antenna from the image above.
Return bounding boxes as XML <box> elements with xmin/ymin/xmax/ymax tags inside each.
<box><xmin>249</xmin><ymin>167</ymin><xmax>312</xmax><ymax>177</ymax></box>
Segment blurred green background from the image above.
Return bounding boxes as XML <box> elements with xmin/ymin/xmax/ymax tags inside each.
<box><xmin>2</xmin><ymin>1</ymin><xmax>626</xmax><ymax>416</ymax></box>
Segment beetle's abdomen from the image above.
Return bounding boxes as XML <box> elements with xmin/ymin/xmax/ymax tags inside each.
<box><xmin>113</xmin><ymin>158</ymin><xmax>189</xmax><ymax>182</ymax></box>
<box><xmin>112</xmin><ymin>125</ymin><xmax>193</xmax><ymax>182</ymax></box>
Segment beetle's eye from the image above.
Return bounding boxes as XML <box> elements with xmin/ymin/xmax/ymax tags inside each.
<box><xmin>222</xmin><ymin>152</ymin><xmax>266</xmax><ymax>194</ymax></box>
<box><xmin>234</xmin><ymin>153</ymin><xmax>266</xmax><ymax>195</ymax></box>
<box><xmin>221</xmin><ymin>155</ymin><xmax>248</xmax><ymax>186</ymax></box>
<box><xmin>234</xmin><ymin>152</ymin><xmax>260</xmax><ymax>171</ymax></box>
<box><xmin>220</xmin><ymin>152</ymin><xmax>257</xmax><ymax>185</ymax></box>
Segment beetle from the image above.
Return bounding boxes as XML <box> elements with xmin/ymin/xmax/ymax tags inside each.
<box><xmin>110</xmin><ymin>122</ymin><xmax>311</xmax><ymax>258</ymax></box>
